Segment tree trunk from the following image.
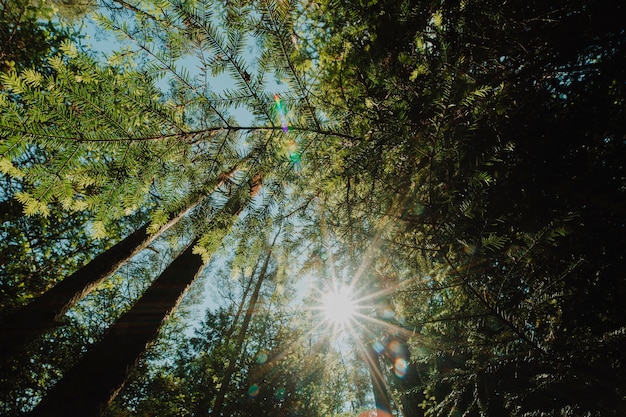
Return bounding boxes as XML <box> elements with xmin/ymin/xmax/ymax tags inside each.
<box><xmin>29</xmin><ymin>173</ymin><xmax>261</xmax><ymax>417</ymax></box>
<box><xmin>364</xmin><ymin>344</ymin><xmax>393</xmax><ymax>417</ymax></box>
<box><xmin>223</xmin><ymin>256</ymin><xmax>263</xmax><ymax>343</ymax></box>
<box><xmin>0</xmin><ymin>167</ymin><xmax>240</xmax><ymax>365</ymax></box>
<box><xmin>193</xmin><ymin>257</ymin><xmax>260</xmax><ymax>417</ymax></box>
<box><xmin>387</xmin><ymin>336</ymin><xmax>424</xmax><ymax>417</ymax></box>
<box><xmin>28</xmin><ymin>238</ymin><xmax>206</xmax><ymax>417</ymax></box>
<box><xmin>210</xmin><ymin>244</ymin><xmax>274</xmax><ymax>417</ymax></box>
<box><xmin>0</xmin><ymin>203</ymin><xmax>193</xmax><ymax>365</ymax></box>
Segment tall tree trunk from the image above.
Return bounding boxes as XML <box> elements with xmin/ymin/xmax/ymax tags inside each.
<box><xmin>223</xmin><ymin>256</ymin><xmax>263</xmax><ymax>343</ymax></box>
<box><xmin>0</xmin><ymin>201</ymin><xmax>195</xmax><ymax>365</ymax></box>
<box><xmin>28</xmin><ymin>238</ymin><xmax>205</xmax><ymax>417</ymax></box>
<box><xmin>193</xmin><ymin>257</ymin><xmax>261</xmax><ymax>417</ymax></box>
<box><xmin>210</xmin><ymin>241</ymin><xmax>275</xmax><ymax>417</ymax></box>
<box><xmin>386</xmin><ymin>336</ymin><xmax>424</xmax><ymax>417</ymax></box>
<box><xmin>0</xmin><ymin>169</ymin><xmax>238</xmax><ymax>365</ymax></box>
<box><xmin>364</xmin><ymin>344</ymin><xmax>393</xmax><ymax>417</ymax></box>
<box><xmin>28</xmin><ymin>173</ymin><xmax>261</xmax><ymax>417</ymax></box>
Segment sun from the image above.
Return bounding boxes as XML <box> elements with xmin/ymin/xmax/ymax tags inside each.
<box><xmin>320</xmin><ymin>287</ymin><xmax>357</xmax><ymax>326</ymax></box>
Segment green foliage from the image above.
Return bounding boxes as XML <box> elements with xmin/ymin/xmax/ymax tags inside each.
<box><xmin>0</xmin><ymin>0</ymin><xmax>76</xmax><ymax>73</ymax></box>
<box><xmin>2</xmin><ymin>0</ymin><xmax>625</xmax><ymax>415</ymax></box>
<box><xmin>300</xmin><ymin>0</ymin><xmax>626</xmax><ymax>415</ymax></box>
<box><xmin>0</xmin><ymin>47</ymin><xmax>196</xmax><ymax>224</ymax></box>
<box><xmin>105</xmin><ymin>270</ymin><xmax>355</xmax><ymax>417</ymax></box>
<box><xmin>0</xmin><ymin>165</ymin><xmax>142</xmax><ymax>311</ymax></box>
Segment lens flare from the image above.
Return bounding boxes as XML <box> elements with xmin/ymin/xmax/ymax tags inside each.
<box><xmin>372</xmin><ymin>340</ymin><xmax>386</xmax><ymax>355</ymax></box>
<box><xmin>394</xmin><ymin>357</ymin><xmax>408</xmax><ymax>378</ymax></box>
<box><xmin>255</xmin><ymin>351</ymin><xmax>268</xmax><ymax>364</ymax></box>
<box><xmin>275</xmin><ymin>387</ymin><xmax>286</xmax><ymax>400</ymax></box>
<box><xmin>248</xmin><ymin>384</ymin><xmax>260</xmax><ymax>398</ymax></box>
<box><xmin>286</xmin><ymin>139</ymin><xmax>302</xmax><ymax>171</ymax></box>
<box><xmin>388</xmin><ymin>339</ymin><xmax>402</xmax><ymax>355</ymax></box>
<box><xmin>273</xmin><ymin>94</ymin><xmax>289</xmax><ymax>132</ymax></box>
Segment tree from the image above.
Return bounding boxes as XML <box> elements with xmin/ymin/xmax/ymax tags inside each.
<box><xmin>104</xmin><ymin>241</ymin><xmax>359</xmax><ymax>417</ymax></box>
<box><xmin>29</xmin><ymin>238</ymin><xmax>205</xmax><ymax>416</ymax></box>
<box><xmin>0</xmin><ymin>168</ymin><xmax>238</xmax><ymax>365</ymax></box>
<box><xmin>1</xmin><ymin>0</ymin><xmax>313</xmax><ymax>413</ymax></box>
<box><xmin>362</xmin><ymin>344</ymin><xmax>393</xmax><ymax>417</ymax></box>
<box><xmin>29</xmin><ymin>172</ymin><xmax>261</xmax><ymax>417</ymax></box>
<box><xmin>2</xmin><ymin>0</ymin><xmax>625</xmax><ymax>415</ymax></box>
<box><xmin>0</xmin><ymin>0</ymin><xmax>74</xmax><ymax>73</ymax></box>
<box><xmin>0</xmin><ymin>171</ymin><xmax>121</xmax><ymax>313</ymax></box>
<box><xmin>304</xmin><ymin>0</ymin><xmax>626</xmax><ymax>415</ymax></box>
<box><xmin>210</xmin><ymin>237</ymin><xmax>276</xmax><ymax>417</ymax></box>
<box><xmin>0</xmin><ymin>198</ymin><xmax>190</xmax><ymax>364</ymax></box>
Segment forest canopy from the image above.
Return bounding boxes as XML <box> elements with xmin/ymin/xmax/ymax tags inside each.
<box><xmin>0</xmin><ymin>0</ymin><xmax>625</xmax><ymax>416</ymax></box>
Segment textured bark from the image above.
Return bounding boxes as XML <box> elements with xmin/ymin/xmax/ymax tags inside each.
<box><xmin>0</xmin><ymin>206</ymin><xmax>192</xmax><ymax>365</ymax></box>
<box><xmin>29</xmin><ymin>238</ymin><xmax>206</xmax><ymax>417</ymax></box>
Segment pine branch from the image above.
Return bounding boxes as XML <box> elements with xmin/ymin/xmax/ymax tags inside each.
<box><xmin>107</xmin><ymin>20</ymin><xmax>231</xmax><ymax>127</ymax></box>
<box><xmin>171</xmin><ymin>0</ymin><xmax>275</xmax><ymax>125</ymax></box>
<box><xmin>258</xmin><ymin>0</ymin><xmax>321</xmax><ymax>130</ymax></box>
<box><xmin>442</xmin><ymin>252</ymin><xmax>549</xmax><ymax>356</ymax></box>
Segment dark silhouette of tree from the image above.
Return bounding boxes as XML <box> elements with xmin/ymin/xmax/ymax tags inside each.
<box><xmin>29</xmin><ymin>174</ymin><xmax>261</xmax><ymax>417</ymax></box>
<box><xmin>210</xmin><ymin>237</ymin><xmax>276</xmax><ymax>417</ymax></box>
<box><xmin>0</xmin><ymin>203</ymin><xmax>189</xmax><ymax>364</ymax></box>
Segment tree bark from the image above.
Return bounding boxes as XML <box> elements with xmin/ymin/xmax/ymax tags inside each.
<box><xmin>28</xmin><ymin>172</ymin><xmax>261</xmax><ymax>417</ymax></box>
<box><xmin>28</xmin><ymin>238</ymin><xmax>206</xmax><ymax>417</ymax></box>
<box><xmin>0</xmin><ymin>203</ymin><xmax>193</xmax><ymax>365</ymax></box>
<box><xmin>0</xmin><ymin>167</ymin><xmax>241</xmax><ymax>365</ymax></box>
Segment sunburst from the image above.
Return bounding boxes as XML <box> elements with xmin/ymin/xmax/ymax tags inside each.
<box><xmin>320</xmin><ymin>286</ymin><xmax>357</xmax><ymax>326</ymax></box>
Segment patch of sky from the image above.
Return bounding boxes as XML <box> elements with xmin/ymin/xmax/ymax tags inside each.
<box><xmin>77</xmin><ymin>9</ymin><xmax>288</xmax><ymax>128</ymax></box>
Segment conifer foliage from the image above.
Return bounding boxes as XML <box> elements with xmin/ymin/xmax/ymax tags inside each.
<box><xmin>0</xmin><ymin>0</ymin><xmax>625</xmax><ymax>416</ymax></box>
